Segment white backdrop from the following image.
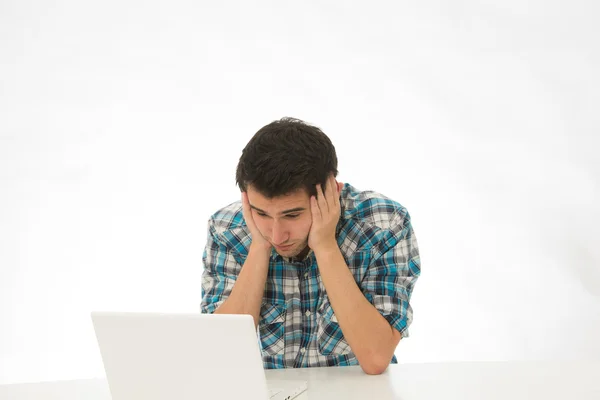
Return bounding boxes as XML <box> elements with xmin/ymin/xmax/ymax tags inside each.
<box><xmin>1</xmin><ymin>0</ymin><xmax>599</xmax><ymax>385</ymax></box>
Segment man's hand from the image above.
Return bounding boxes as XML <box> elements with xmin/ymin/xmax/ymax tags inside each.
<box><xmin>213</xmin><ymin>192</ymin><xmax>272</xmax><ymax>328</ymax></box>
<box><xmin>308</xmin><ymin>174</ymin><xmax>342</xmax><ymax>254</ymax></box>
<box><xmin>241</xmin><ymin>192</ymin><xmax>272</xmax><ymax>252</ymax></box>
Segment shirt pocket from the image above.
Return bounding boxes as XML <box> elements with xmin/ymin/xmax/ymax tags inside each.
<box><xmin>258</xmin><ymin>302</ymin><xmax>286</xmax><ymax>356</ymax></box>
<box><xmin>316</xmin><ymin>298</ymin><xmax>352</xmax><ymax>356</ymax></box>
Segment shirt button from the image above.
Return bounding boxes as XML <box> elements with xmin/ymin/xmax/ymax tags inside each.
<box><xmin>305</xmin><ymin>310</ymin><xmax>311</xmax><ymax>317</ymax></box>
<box><xmin>300</xmin><ymin>347</ymin><xmax>306</xmax><ymax>354</ymax></box>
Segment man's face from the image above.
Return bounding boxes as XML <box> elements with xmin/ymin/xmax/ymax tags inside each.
<box><xmin>246</xmin><ymin>185</ymin><xmax>313</xmax><ymax>257</ymax></box>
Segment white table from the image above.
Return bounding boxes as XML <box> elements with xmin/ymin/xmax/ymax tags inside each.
<box><xmin>1</xmin><ymin>361</ymin><xmax>599</xmax><ymax>400</ymax></box>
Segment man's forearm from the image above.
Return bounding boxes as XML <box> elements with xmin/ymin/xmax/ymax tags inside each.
<box><xmin>214</xmin><ymin>244</ymin><xmax>270</xmax><ymax>327</ymax></box>
<box><xmin>315</xmin><ymin>245</ymin><xmax>401</xmax><ymax>375</ymax></box>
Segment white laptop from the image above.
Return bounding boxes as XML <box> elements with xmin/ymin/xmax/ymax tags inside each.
<box><xmin>91</xmin><ymin>312</ymin><xmax>307</xmax><ymax>400</ymax></box>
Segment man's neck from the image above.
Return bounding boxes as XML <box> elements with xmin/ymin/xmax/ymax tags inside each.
<box><xmin>293</xmin><ymin>245</ymin><xmax>311</xmax><ymax>262</ymax></box>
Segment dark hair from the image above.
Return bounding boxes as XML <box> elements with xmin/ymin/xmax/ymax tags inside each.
<box><xmin>236</xmin><ymin>117</ymin><xmax>338</xmax><ymax>198</ymax></box>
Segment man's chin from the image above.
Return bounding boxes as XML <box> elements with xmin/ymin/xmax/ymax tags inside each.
<box><xmin>274</xmin><ymin>244</ymin><xmax>310</xmax><ymax>259</ymax></box>
<box><xmin>274</xmin><ymin>244</ymin><xmax>297</xmax><ymax>255</ymax></box>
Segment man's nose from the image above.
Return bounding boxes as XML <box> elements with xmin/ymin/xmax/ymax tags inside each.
<box><xmin>271</xmin><ymin>220</ymin><xmax>288</xmax><ymax>245</ymax></box>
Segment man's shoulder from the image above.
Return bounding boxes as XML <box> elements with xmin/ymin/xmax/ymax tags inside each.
<box><xmin>340</xmin><ymin>183</ymin><xmax>410</xmax><ymax>231</ymax></box>
<box><xmin>209</xmin><ymin>201</ymin><xmax>244</xmax><ymax>229</ymax></box>
<box><xmin>207</xmin><ymin>201</ymin><xmax>251</xmax><ymax>251</ymax></box>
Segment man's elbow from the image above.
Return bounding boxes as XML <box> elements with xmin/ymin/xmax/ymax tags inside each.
<box><xmin>358</xmin><ymin>332</ymin><xmax>401</xmax><ymax>375</ymax></box>
<box><xmin>359</xmin><ymin>355</ymin><xmax>392</xmax><ymax>375</ymax></box>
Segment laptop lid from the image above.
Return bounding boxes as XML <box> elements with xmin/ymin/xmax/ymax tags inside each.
<box><xmin>91</xmin><ymin>312</ymin><xmax>270</xmax><ymax>400</ymax></box>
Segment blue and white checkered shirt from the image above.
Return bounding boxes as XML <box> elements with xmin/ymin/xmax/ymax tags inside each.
<box><xmin>201</xmin><ymin>183</ymin><xmax>421</xmax><ymax>369</ymax></box>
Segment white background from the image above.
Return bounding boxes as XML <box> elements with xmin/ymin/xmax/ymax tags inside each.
<box><xmin>1</xmin><ymin>0</ymin><xmax>599</xmax><ymax>385</ymax></box>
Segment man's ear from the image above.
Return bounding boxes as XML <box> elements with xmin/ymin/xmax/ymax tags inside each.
<box><xmin>337</xmin><ymin>181</ymin><xmax>343</xmax><ymax>193</ymax></box>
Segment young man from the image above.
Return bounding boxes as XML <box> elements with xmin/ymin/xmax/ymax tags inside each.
<box><xmin>201</xmin><ymin>118</ymin><xmax>421</xmax><ymax>375</ymax></box>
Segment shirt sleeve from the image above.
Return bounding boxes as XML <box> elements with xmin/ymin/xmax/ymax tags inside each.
<box><xmin>200</xmin><ymin>221</ymin><xmax>241</xmax><ymax>314</ymax></box>
<box><xmin>360</xmin><ymin>211</ymin><xmax>421</xmax><ymax>338</ymax></box>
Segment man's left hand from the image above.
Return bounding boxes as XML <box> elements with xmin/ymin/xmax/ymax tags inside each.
<box><xmin>308</xmin><ymin>174</ymin><xmax>342</xmax><ymax>254</ymax></box>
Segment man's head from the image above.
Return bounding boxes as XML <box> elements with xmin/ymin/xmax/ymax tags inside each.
<box><xmin>236</xmin><ymin>117</ymin><xmax>340</xmax><ymax>257</ymax></box>
<box><xmin>236</xmin><ymin>117</ymin><xmax>338</xmax><ymax>197</ymax></box>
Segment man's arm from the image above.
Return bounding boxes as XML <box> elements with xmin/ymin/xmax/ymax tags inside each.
<box><xmin>213</xmin><ymin>243</ymin><xmax>270</xmax><ymax>328</ymax></box>
<box><xmin>201</xmin><ymin>192</ymin><xmax>272</xmax><ymax>328</ymax></box>
<box><xmin>309</xmin><ymin>175</ymin><xmax>420</xmax><ymax>375</ymax></box>
<box><xmin>315</xmin><ymin>247</ymin><xmax>402</xmax><ymax>375</ymax></box>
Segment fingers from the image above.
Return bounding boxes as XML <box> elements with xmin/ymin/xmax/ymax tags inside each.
<box><xmin>324</xmin><ymin>176</ymin><xmax>333</xmax><ymax>205</ymax></box>
<box><xmin>241</xmin><ymin>192</ymin><xmax>250</xmax><ymax>213</ymax></box>
<box><xmin>317</xmin><ymin>174</ymin><xmax>339</xmax><ymax>211</ymax></box>
<box><xmin>328</xmin><ymin>174</ymin><xmax>338</xmax><ymax>207</ymax></box>
<box><xmin>316</xmin><ymin>182</ymin><xmax>328</xmax><ymax>213</ymax></box>
<box><xmin>241</xmin><ymin>192</ymin><xmax>256</xmax><ymax>229</ymax></box>
<box><xmin>310</xmin><ymin>195</ymin><xmax>321</xmax><ymax>220</ymax></box>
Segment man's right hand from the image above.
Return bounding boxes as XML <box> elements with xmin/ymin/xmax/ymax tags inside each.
<box><xmin>241</xmin><ymin>192</ymin><xmax>272</xmax><ymax>252</ymax></box>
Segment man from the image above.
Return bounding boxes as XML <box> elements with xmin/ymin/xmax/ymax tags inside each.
<box><xmin>201</xmin><ymin>118</ymin><xmax>420</xmax><ymax>375</ymax></box>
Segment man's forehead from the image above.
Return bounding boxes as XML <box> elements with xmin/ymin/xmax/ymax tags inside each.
<box><xmin>246</xmin><ymin>185</ymin><xmax>309</xmax><ymax>210</ymax></box>
<box><xmin>247</xmin><ymin>185</ymin><xmax>309</xmax><ymax>199</ymax></box>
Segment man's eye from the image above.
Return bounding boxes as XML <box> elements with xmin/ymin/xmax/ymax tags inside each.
<box><xmin>256</xmin><ymin>212</ymin><xmax>267</xmax><ymax>217</ymax></box>
<box><xmin>285</xmin><ymin>214</ymin><xmax>300</xmax><ymax>219</ymax></box>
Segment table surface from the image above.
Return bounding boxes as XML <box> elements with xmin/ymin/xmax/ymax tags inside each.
<box><xmin>1</xmin><ymin>360</ymin><xmax>599</xmax><ymax>400</ymax></box>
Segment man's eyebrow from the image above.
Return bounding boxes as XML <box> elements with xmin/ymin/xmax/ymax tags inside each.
<box><xmin>249</xmin><ymin>205</ymin><xmax>306</xmax><ymax>215</ymax></box>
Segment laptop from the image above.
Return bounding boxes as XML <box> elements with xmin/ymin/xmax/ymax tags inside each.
<box><xmin>91</xmin><ymin>311</ymin><xmax>308</xmax><ymax>400</ymax></box>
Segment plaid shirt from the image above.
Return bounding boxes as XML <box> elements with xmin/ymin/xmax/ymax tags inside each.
<box><xmin>201</xmin><ymin>183</ymin><xmax>421</xmax><ymax>369</ymax></box>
